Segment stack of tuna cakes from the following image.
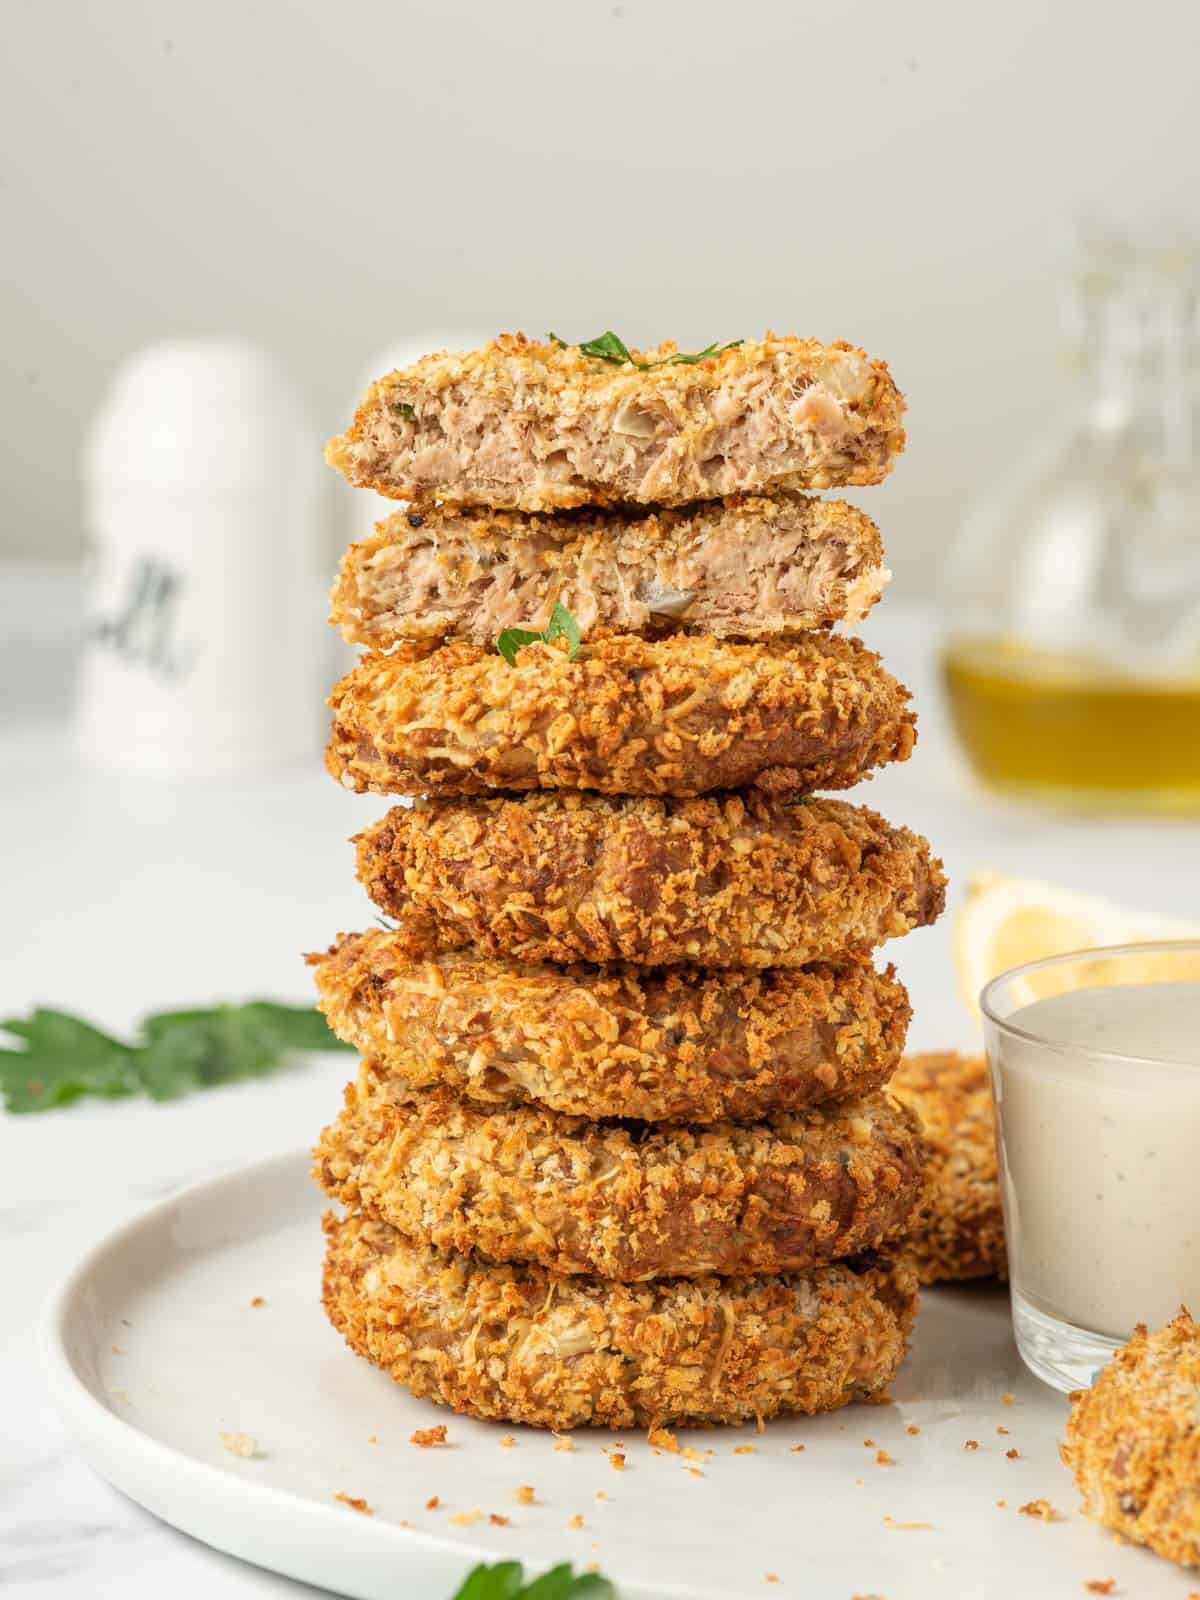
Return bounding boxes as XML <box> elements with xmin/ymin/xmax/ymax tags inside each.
<box><xmin>311</xmin><ymin>332</ymin><xmax>947</xmax><ymax>1432</ymax></box>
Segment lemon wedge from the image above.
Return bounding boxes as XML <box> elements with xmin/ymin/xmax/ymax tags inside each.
<box><xmin>956</xmin><ymin>870</ymin><xmax>1200</xmax><ymax>1017</ymax></box>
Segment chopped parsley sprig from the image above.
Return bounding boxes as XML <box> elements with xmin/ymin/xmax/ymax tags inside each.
<box><xmin>0</xmin><ymin>1001</ymin><xmax>352</xmax><ymax>1114</ymax></box>
<box><xmin>496</xmin><ymin>601</ymin><xmax>582</xmax><ymax>667</ymax></box>
<box><xmin>453</xmin><ymin>1561</ymin><xmax>615</xmax><ymax>1600</ymax></box>
<box><xmin>548</xmin><ymin>330</ymin><xmax>742</xmax><ymax>370</ymax></box>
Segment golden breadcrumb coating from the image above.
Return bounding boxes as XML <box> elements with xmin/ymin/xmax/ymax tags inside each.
<box><xmin>314</xmin><ymin>1079</ymin><xmax>925</xmax><ymax>1281</ymax></box>
<box><xmin>325</xmin><ymin>332</ymin><xmax>906</xmax><ymax>511</ymax></box>
<box><xmin>309</xmin><ymin>931</ymin><xmax>911</xmax><ymax>1122</ymax></box>
<box><xmin>331</xmin><ymin>494</ymin><xmax>888</xmax><ymax>649</ymax></box>
<box><xmin>355</xmin><ymin>793</ymin><xmax>947</xmax><ymax>969</ymax></box>
<box><xmin>1062</xmin><ymin>1311</ymin><xmax>1200</xmax><ymax>1569</ymax></box>
<box><xmin>327</xmin><ymin>632</ymin><xmax>915</xmax><ymax>800</ymax></box>
<box><xmin>890</xmin><ymin>1052</ymin><xmax>1007</xmax><ymax>1285</ymax></box>
<box><xmin>322</xmin><ymin>1210</ymin><xmax>919</xmax><ymax>1429</ymax></box>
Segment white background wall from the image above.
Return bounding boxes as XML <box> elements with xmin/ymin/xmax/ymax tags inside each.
<box><xmin>3</xmin><ymin>0</ymin><xmax>1197</xmax><ymax>586</ymax></box>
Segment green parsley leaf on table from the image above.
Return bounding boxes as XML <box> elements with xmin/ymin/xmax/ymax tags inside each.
<box><xmin>497</xmin><ymin>602</ymin><xmax>583</xmax><ymax>667</ymax></box>
<box><xmin>0</xmin><ymin>1000</ymin><xmax>352</xmax><ymax>1114</ymax></box>
<box><xmin>453</xmin><ymin>1563</ymin><xmax>615</xmax><ymax>1600</ymax></box>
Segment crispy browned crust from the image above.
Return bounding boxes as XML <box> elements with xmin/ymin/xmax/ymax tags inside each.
<box><xmin>354</xmin><ymin>793</ymin><xmax>947</xmax><ymax>969</ymax></box>
<box><xmin>309</xmin><ymin>931</ymin><xmax>911</xmax><ymax>1122</ymax></box>
<box><xmin>330</xmin><ymin>494</ymin><xmax>888</xmax><ymax>649</ymax></box>
<box><xmin>1062</xmin><ymin>1312</ymin><xmax>1200</xmax><ymax>1568</ymax></box>
<box><xmin>322</xmin><ymin>1209</ymin><xmax>919</xmax><ymax>1428</ymax></box>
<box><xmin>326</xmin><ymin>632</ymin><xmax>915</xmax><ymax>800</ymax></box>
<box><xmin>890</xmin><ymin>1052</ymin><xmax>1007</xmax><ymax>1285</ymax></box>
<box><xmin>325</xmin><ymin>333</ymin><xmax>906</xmax><ymax>511</ymax></box>
<box><xmin>314</xmin><ymin>1078</ymin><xmax>924</xmax><ymax>1281</ymax></box>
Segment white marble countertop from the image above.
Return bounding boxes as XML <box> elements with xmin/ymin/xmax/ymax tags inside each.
<box><xmin>5</xmin><ymin>603</ymin><xmax>1198</xmax><ymax>1598</ymax></box>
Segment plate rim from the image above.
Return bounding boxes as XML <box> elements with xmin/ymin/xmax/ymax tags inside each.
<box><xmin>40</xmin><ymin>1146</ymin><xmax>530</xmax><ymax>1600</ymax></box>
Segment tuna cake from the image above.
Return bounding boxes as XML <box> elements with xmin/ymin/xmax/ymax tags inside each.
<box><xmin>322</xmin><ymin>1210</ymin><xmax>919</xmax><ymax>1429</ymax></box>
<box><xmin>355</xmin><ymin>792</ymin><xmax>947</xmax><ymax>970</ymax></box>
<box><xmin>891</xmin><ymin>1051</ymin><xmax>1006</xmax><ymax>1285</ymax></box>
<box><xmin>326</xmin><ymin>632</ymin><xmax>916</xmax><ymax>800</ymax></box>
<box><xmin>331</xmin><ymin>494</ymin><xmax>888</xmax><ymax>650</ymax></box>
<box><xmin>325</xmin><ymin>333</ymin><xmax>906</xmax><ymax>511</ymax></box>
<box><xmin>314</xmin><ymin>1078</ymin><xmax>925</xmax><ymax>1281</ymax></box>
<box><xmin>1062</xmin><ymin>1311</ymin><xmax>1200</xmax><ymax>1570</ymax></box>
<box><xmin>310</xmin><ymin>931</ymin><xmax>911</xmax><ymax>1123</ymax></box>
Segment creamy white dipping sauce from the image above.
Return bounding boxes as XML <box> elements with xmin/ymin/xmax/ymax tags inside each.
<box><xmin>991</xmin><ymin>981</ymin><xmax>1200</xmax><ymax>1339</ymax></box>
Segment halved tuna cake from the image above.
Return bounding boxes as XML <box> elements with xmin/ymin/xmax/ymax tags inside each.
<box><xmin>326</xmin><ymin>333</ymin><xmax>906</xmax><ymax>510</ymax></box>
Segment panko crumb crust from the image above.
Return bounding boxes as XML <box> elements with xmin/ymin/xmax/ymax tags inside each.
<box><xmin>309</xmin><ymin>930</ymin><xmax>911</xmax><ymax>1123</ymax></box>
<box><xmin>1063</xmin><ymin>1311</ymin><xmax>1200</xmax><ymax>1569</ymax></box>
<box><xmin>325</xmin><ymin>333</ymin><xmax>906</xmax><ymax>512</ymax></box>
<box><xmin>354</xmin><ymin>793</ymin><xmax>947</xmax><ymax>969</ymax></box>
<box><xmin>890</xmin><ymin>1052</ymin><xmax>1007</xmax><ymax>1285</ymax></box>
<box><xmin>331</xmin><ymin>494</ymin><xmax>888</xmax><ymax>650</ymax></box>
<box><xmin>327</xmin><ymin>632</ymin><xmax>916</xmax><ymax>800</ymax></box>
<box><xmin>321</xmin><ymin>1210</ymin><xmax>919</xmax><ymax>1429</ymax></box>
<box><xmin>314</xmin><ymin>1079</ymin><xmax>925</xmax><ymax>1280</ymax></box>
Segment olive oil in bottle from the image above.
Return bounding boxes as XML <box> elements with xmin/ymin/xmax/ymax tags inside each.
<box><xmin>942</xmin><ymin>637</ymin><xmax>1200</xmax><ymax>813</ymax></box>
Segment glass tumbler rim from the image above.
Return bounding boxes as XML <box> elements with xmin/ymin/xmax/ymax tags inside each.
<box><xmin>979</xmin><ymin>938</ymin><xmax>1200</xmax><ymax>1071</ymax></box>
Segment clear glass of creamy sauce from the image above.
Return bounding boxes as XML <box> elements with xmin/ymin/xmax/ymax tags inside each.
<box><xmin>982</xmin><ymin>943</ymin><xmax>1200</xmax><ymax>1394</ymax></box>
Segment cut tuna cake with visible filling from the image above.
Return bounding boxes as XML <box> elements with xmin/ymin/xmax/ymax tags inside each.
<box><xmin>326</xmin><ymin>631</ymin><xmax>916</xmax><ymax>800</ymax></box>
<box><xmin>354</xmin><ymin>792</ymin><xmax>946</xmax><ymax>969</ymax></box>
<box><xmin>315</xmin><ymin>1078</ymin><xmax>926</xmax><ymax>1281</ymax></box>
<box><xmin>322</xmin><ymin>1209</ymin><xmax>919</xmax><ymax>1429</ymax></box>
<box><xmin>310</xmin><ymin>931</ymin><xmax>911</xmax><ymax>1123</ymax></box>
<box><xmin>332</xmin><ymin>494</ymin><xmax>888</xmax><ymax>650</ymax></box>
<box><xmin>325</xmin><ymin>332</ymin><xmax>906</xmax><ymax>510</ymax></box>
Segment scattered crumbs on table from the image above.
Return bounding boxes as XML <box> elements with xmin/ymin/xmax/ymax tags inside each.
<box><xmin>1019</xmin><ymin>1499</ymin><xmax>1059</xmax><ymax>1521</ymax></box>
<box><xmin>250</xmin><ymin>1296</ymin><xmax>265</xmax><ymax>1308</ymax></box>
<box><xmin>997</xmin><ymin>1425</ymin><xmax>1010</xmax><ymax>1435</ymax></box>
<box><xmin>425</xmin><ymin>1495</ymin><xmax>441</xmax><ymax>1511</ymax></box>
<box><xmin>399</xmin><ymin>1519</ymin><xmax>412</xmax><ymax>1529</ymax></box>
<box><xmin>499</xmin><ymin>1434</ymin><xmax>516</xmax><ymax>1448</ymax></box>
<box><xmin>997</xmin><ymin>1499</ymin><xmax>1007</xmax><ymax>1509</ymax></box>
<box><xmin>368</xmin><ymin>1434</ymin><xmax>378</xmax><ymax>1446</ymax></box>
<box><xmin>681</xmin><ymin>1446</ymin><xmax>705</xmax><ymax>1463</ymax></box>
<box><xmin>489</xmin><ymin>1513</ymin><xmax>511</xmax><ymax>1527</ymax></box>
<box><xmin>513</xmin><ymin>1485</ymin><xmax>536</xmax><ymax>1506</ymax></box>
<box><xmin>964</xmin><ymin>1439</ymin><xmax>980</xmax><ymax>1451</ymax></box>
<box><xmin>648</xmin><ymin>1425</ymin><xmax>679</xmax><ymax>1452</ymax></box>
<box><xmin>554</xmin><ymin>1434</ymin><xmax>575</xmax><ymax>1453</ymax></box>
<box><xmin>1001</xmin><ymin>1393</ymin><xmax>1016</xmax><ymax>1406</ymax></box>
<box><xmin>1084</xmin><ymin>1583</ymin><xmax>1115</xmax><ymax>1595</ymax></box>
<box><xmin>765</xmin><ymin>1575</ymin><xmax>780</xmax><ymax>1585</ymax></box>
<box><xmin>410</xmin><ymin>1424</ymin><xmax>448</xmax><ymax>1448</ymax></box>
<box><xmin>335</xmin><ymin>1493</ymin><xmax>373</xmax><ymax>1515</ymax></box>
<box><xmin>863</xmin><ymin>1438</ymin><xmax>875</xmax><ymax>1448</ymax></box>
<box><xmin>733</xmin><ymin>1444</ymin><xmax>756</xmax><ymax>1456</ymax></box>
<box><xmin>449</xmin><ymin>1509</ymin><xmax>482</xmax><ymax>1527</ymax></box>
<box><xmin>855</xmin><ymin>1478</ymin><xmax>865</xmax><ymax>1487</ymax></box>
<box><xmin>596</xmin><ymin>1490</ymin><xmax>607</xmax><ymax>1502</ymax></box>
<box><xmin>1007</xmin><ymin>1448</ymin><xmax>1020</xmax><ymax>1460</ymax></box>
<box><xmin>790</xmin><ymin>1444</ymin><xmax>805</xmax><ymax>1454</ymax></box>
<box><xmin>120</xmin><ymin>1318</ymin><xmax>133</xmax><ymax>1327</ymax></box>
<box><xmin>686</xmin><ymin>1467</ymin><xmax>705</xmax><ymax>1479</ymax></box>
<box><xmin>884</xmin><ymin>1516</ymin><xmax>933</xmax><ymax>1531</ymax></box>
<box><xmin>567</xmin><ymin>1514</ymin><xmax>585</xmax><ymax>1530</ymax></box>
<box><xmin>111</xmin><ymin>1345</ymin><xmax>125</xmax><ymax>1356</ymax></box>
<box><xmin>218</xmin><ymin>1431</ymin><xmax>257</xmax><ymax>1459</ymax></box>
<box><xmin>606</xmin><ymin>1450</ymin><xmax>626</xmax><ymax>1471</ymax></box>
<box><xmin>906</xmin><ymin>1424</ymin><xmax>920</xmax><ymax>1436</ymax></box>
<box><xmin>876</xmin><ymin>1449</ymin><xmax>894</xmax><ymax>1466</ymax></box>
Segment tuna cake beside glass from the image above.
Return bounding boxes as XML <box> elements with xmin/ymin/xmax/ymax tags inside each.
<box><xmin>311</xmin><ymin>329</ymin><xmax>944</xmax><ymax>1429</ymax></box>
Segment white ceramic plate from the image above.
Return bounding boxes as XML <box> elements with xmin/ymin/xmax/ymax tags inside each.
<box><xmin>44</xmin><ymin>1151</ymin><xmax>1191</xmax><ymax>1600</ymax></box>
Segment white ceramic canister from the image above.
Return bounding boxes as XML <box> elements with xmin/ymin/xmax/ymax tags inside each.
<box><xmin>80</xmin><ymin>337</ymin><xmax>325</xmax><ymax>777</ymax></box>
